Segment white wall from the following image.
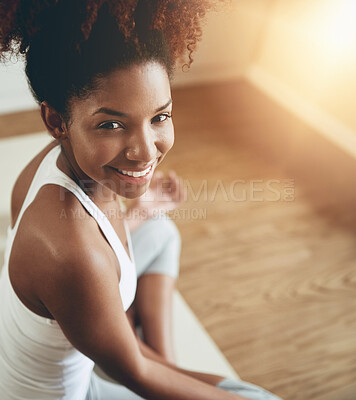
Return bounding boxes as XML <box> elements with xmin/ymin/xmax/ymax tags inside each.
<box><xmin>244</xmin><ymin>0</ymin><xmax>356</xmax><ymax>158</ymax></box>
<box><xmin>251</xmin><ymin>0</ymin><xmax>356</xmax><ymax>130</ymax></box>
<box><xmin>173</xmin><ymin>0</ymin><xmax>271</xmax><ymax>86</ymax></box>
<box><xmin>0</xmin><ymin>59</ymin><xmax>37</xmax><ymax>114</ymax></box>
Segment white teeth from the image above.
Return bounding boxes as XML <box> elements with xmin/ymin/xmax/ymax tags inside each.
<box><xmin>118</xmin><ymin>166</ymin><xmax>151</xmax><ymax>178</ymax></box>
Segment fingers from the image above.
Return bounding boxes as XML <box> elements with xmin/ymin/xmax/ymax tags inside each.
<box><xmin>168</xmin><ymin>170</ymin><xmax>178</xmax><ymax>194</ymax></box>
<box><xmin>151</xmin><ymin>169</ymin><xmax>185</xmax><ymax>203</ymax></box>
<box><xmin>170</xmin><ymin>171</ymin><xmax>185</xmax><ymax>203</ymax></box>
<box><xmin>148</xmin><ymin>170</ymin><xmax>164</xmax><ymax>199</ymax></box>
<box><xmin>150</xmin><ymin>170</ymin><xmax>164</xmax><ymax>189</ymax></box>
<box><xmin>168</xmin><ymin>170</ymin><xmax>185</xmax><ymax>203</ymax></box>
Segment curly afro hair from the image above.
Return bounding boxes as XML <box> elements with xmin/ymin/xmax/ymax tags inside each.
<box><xmin>0</xmin><ymin>0</ymin><xmax>219</xmax><ymax>119</ymax></box>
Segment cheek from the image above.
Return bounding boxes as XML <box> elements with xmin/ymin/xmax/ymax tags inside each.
<box><xmin>161</xmin><ymin>125</ymin><xmax>175</xmax><ymax>154</ymax></box>
<box><xmin>91</xmin><ymin>143</ymin><xmax>117</xmax><ymax>164</ymax></box>
<box><xmin>71</xmin><ymin>132</ymin><xmax>118</xmax><ymax>173</ymax></box>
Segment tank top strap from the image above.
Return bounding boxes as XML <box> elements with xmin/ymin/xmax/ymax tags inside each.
<box><xmin>51</xmin><ymin>173</ymin><xmax>134</xmax><ymax>266</ymax></box>
<box><xmin>11</xmin><ymin>145</ymin><xmax>134</xmax><ymax>267</ymax></box>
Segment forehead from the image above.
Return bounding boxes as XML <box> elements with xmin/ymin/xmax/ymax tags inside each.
<box><xmin>71</xmin><ymin>62</ymin><xmax>171</xmax><ymax>117</ymax></box>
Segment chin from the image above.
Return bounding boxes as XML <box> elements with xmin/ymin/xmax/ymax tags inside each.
<box><xmin>118</xmin><ymin>183</ymin><xmax>150</xmax><ymax>199</ymax></box>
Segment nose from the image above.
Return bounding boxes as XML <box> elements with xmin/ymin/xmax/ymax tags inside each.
<box><xmin>125</xmin><ymin>125</ymin><xmax>157</xmax><ymax>163</ymax></box>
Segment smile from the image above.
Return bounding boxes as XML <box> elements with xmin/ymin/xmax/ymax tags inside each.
<box><xmin>112</xmin><ymin>165</ymin><xmax>152</xmax><ymax>178</ymax></box>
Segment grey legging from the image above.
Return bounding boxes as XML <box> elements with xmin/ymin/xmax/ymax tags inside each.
<box><xmin>85</xmin><ymin>218</ymin><xmax>283</xmax><ymax>400</ymax></box>
<box><xmin>85</xmin><ymin>373</ymin><xmax>283</xmax><ymax>400</ymax></box>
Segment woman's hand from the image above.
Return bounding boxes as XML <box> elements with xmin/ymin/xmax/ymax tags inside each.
<box><xmin>125</xmin><ymin>170</ymin><xmax>185</xmax><ymax>231</ymax></box>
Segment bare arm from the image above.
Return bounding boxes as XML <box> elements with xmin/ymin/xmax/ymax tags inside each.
<box><xmin>133</xmin><ymin>333</ymin><xmax>227</xmax><ymax>386</ymax></box>
<box><xmin>38</xmin><ymin>240</ymin><xmax>247</xmax><ymax>400</ymax></box>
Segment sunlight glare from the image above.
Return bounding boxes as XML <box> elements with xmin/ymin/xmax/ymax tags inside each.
<box><xmin>326</xmin><ymin>0</ymin><xmax>356</xmax><ymax>54</ymax></box>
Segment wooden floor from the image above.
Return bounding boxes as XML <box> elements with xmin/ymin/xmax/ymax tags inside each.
<box><xmin>170</xmin><ymin>81</ymin><xmax>356</xmax><ymax>400</ymax></box>
<box><xmin>1</xmin><ymin>80</ymin><xmax>356</xmax><ymax>400</ymax></box>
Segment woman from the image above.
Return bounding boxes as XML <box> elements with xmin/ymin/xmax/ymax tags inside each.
<box><xmin>0</xmin><ymin>1</ymin><xmax>283</xmax><ymax>399</ymax></box>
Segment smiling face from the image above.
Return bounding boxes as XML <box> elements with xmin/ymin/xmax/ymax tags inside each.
<box><xmin>55</xmin><ymin>61</ymin><xmax>174</xmax><ymax>200</ymax></box>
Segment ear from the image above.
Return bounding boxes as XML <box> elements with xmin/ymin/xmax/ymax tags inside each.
<box><xmin>40</xmin><ymin>101</ymin><xmax>68</xmax><ymax>140</ymax></box>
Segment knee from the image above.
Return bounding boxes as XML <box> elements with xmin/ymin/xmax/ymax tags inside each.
<box><xmin>131</xmin><ymin>217</ymin><xmax>182</xmax><ymax>279</ymax></box>
<box><xmin>160</xmin><ymin>218</ymin><xmax>181</xmax><ymax>249</ymax></box>
<box><xmin>146</xmin><ymin>217</ymin><xmax>181</xmax><ymax>251</ymax></box>
<box><xmin>143</xmin><ymin>217</ymin><xmax>181</xmax><ymax>278</ymax></box>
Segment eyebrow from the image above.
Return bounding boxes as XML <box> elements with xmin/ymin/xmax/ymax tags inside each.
<box><xmin>92</xmin><ymin>98</ymin><xmax>172</xmax><ymax>117</ymax></box>
<box><xmin>154</xmin><ymin>99</ymin><xmax>172</xmax><ymax>113</ymax></box>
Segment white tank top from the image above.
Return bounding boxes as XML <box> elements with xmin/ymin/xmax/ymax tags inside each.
<box><xmin>0</xmin><ymin>144</ymin><xmax>137</xmax><ymax>399</ymax></box>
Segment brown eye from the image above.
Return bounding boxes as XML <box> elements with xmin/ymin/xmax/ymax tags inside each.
<box><xmin>152</xmin><ymin>113</ymin><xmax>172</xmax><ymax>123</ymax></box>
<box><xmin>98</xmin><ymin>121</ymin><xmax>123</xmax><ymax>130</ymax></box>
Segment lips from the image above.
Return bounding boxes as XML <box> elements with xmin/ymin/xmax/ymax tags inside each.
<box><xmin>108</xmin><ymin>162</ymin><xmax>156</xmax><ymax>185</ymax></box>
<box><xmin>113</xmin><ymin>165</ymin><xmax>152</xmax><ymax>178</ymax></box>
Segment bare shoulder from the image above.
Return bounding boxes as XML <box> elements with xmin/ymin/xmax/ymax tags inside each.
<box><xmin>9</xmin><ymin>185</ymin><xmax>143</xmax><ymax>379</ymax></box>
<box><xmin>9</xmin><ymin>183</ymin><xmax>119</xmax><ymax>318</ymax></box>
<box><xmin>11</xmin><ymin>138</ymin><xmax>59</xmax><ymax>229</ymax></box>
